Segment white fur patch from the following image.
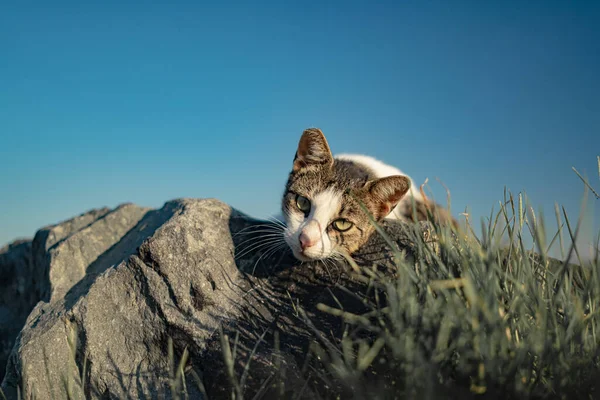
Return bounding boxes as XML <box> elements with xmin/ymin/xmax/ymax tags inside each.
<box><xmin>283</xmin><ymin>188</ymin><xmax>342</xmax><ymax>260</ymax></box>
<box><xmin>334</xmin><ymin>153</ymin><xmax>423</xmax><ymax>221</ymax></box>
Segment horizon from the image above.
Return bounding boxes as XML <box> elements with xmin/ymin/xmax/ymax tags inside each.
<box><xmin>1</xmin><ymin>1</ymin><xmax>599</xmax><ymax>259</ymax></box>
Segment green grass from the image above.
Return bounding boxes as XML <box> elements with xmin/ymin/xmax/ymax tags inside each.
<box><xmin>305</xmin><ymin>197</ymin><xmax>598</xmax><ymax>398</ymax></box>
<box><xmin>283</xmin><ymin>156</ymin><xmax>600</xmax><ymax>399</ymax></box>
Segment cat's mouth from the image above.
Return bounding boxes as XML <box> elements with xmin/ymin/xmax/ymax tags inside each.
<box><xmin>293</xmin><ymin>250</ymin><xmax>321</xmax><ymax>262</ymax></box>
<box><xmin>290</xmin><ymin>246</ymin><xmax>330</xmax><ymax>262</ymax></box>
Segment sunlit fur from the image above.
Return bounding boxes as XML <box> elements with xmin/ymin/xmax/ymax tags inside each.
<box><xmin>279</xmin><ymin>128</ymin><xmax>458</xmax><ymax>263</ymax></box>
<box><xmin>282</xmin><ymin>162</ymin><xmax>412</xmax><ymax>261</ymax></box>
<box><xmin>281</xmin><ymin>128</ymin><xmax>415</xmax><ymax>262</ymax></box>
<box><xmin>335</xmin><ymin>153</ymin><xmax>426</xmax><ymax>220</ymax></box>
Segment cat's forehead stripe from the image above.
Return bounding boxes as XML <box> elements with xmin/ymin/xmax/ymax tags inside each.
<box><xmin>311</xmin><ymin>188</ymin><xmax>343</xmax><ymax>223</ymax></box>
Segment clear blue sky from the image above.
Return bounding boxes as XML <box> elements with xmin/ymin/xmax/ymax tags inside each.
<box><xmin>1</xmin><ymin>1</ymin><xmax>599</xmax><ymax>258</ymax></box>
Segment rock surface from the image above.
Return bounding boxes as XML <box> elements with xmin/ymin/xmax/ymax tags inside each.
<box><xmin>0</xmin><ymin>198</ymin><xmax>426</xmax><ymax>399</ymax></box>
<box><xmin>0</xmin><ymin>239</ymin><xmax>34</xmax><ymax>384</ymax></box>
<box><xmin>0</xmin><ymin>205</ymin><xmax>153</xmax><ymax>385</ymax></box>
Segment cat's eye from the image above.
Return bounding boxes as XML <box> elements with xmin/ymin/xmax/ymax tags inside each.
<box><xmin>332</xmin><ymin>219</ymin><xmax>353</xmax><ymax>232</ymax></box>
<box><xmin>296</xmin><ymin>195</ymin><xmax>311</xmax><ymax>213</ymax></box>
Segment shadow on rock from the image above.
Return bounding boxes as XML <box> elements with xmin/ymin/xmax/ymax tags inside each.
<box><xmin>198</xmin><ymin>214</ymin><xmax>413</xmax><ymax>399</ymax></box>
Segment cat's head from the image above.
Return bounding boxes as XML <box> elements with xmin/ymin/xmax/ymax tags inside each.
<box><xmin>282</xmin><ymin>128</ymin><xmax>411</xmax><ymax>261</ymax></box>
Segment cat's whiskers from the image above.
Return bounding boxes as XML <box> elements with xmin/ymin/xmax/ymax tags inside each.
<box><xmin>234</xmin><ymin>237</ymin><xmax>286</xmax><ymax>259</ymax></box>
<box><xmin>250</xmin><ymin>241</ymin><xmax>288</xmax><ymax>275</ymax></box>
<box><xmin>231</xmin><ymin>220</ymin><xmax>288</xmax><ymax>267</ymax></box>
<box><xmin>232</xmin><ymin>220</ymin><xmax>286</xmax><ymax>260</ymax></box>
<box><xmin>234</xmin><ymin>225</ymin><xmax>283</xmax><ymax>236</ymax></box>
<box><xmin>319</xmin><ymin>257</ymin><xmax>335</xmax><ymax>281</ymax></box>
<box><xmin>235</xmin><ymin>232</ymin><xmax>285</xmax><ymax>247</ymax></box>
<box><xmin>233</xmin><ymin>223</ymin><xmax>284</xmax><ymax>237</ymax></box>
<box><xmin>235</xmin><ymin>242</ymin><xmax>283</xmax><ymax>261</ymax></box>
<box><xmin>330</xmin><ymin>252</ymin><xmax>345</xmax><ymax>262</ymax></box>
<box><xmin>235</xmin><ymin>234</ymin><xmax>286</xmax><ymax>260</ymax></box>
<box><xmin>266</xmin><ymin>215</ymin><xmax>287</xmax><ymax>228</ymax></box>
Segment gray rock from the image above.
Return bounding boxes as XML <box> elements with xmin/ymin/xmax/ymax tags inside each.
<box><xmin>38</xmin><ymin>204</ymin><xmax>150</xmax><ymax>302</ymax></box>
<box><xmin>1</xmin><ymin>199</ymin><xmax>247</xmax><ymax>399</ymax></box>
<box><xmin>32</xmin><ymin>207</ymin><xmax>112</xmax><ymax>301</ymax></box>
<box><xmin>0</xmin><ymin>198</ymin><xmax>429</xmax><ymax>399</ymax></box>
<box><xmin>0</xmin><ymin>205</ymin><xmax>151</xmax><ymax>384</ymax></box>
<box><xmin>0</xmin><ymin>239</ymin><xmax>34</xmax><ymax>384</ymax></box>
<box><xmin>0</xmin><ymin>206</ymin><xmax>122</xmax><ymax>383</ymax></box>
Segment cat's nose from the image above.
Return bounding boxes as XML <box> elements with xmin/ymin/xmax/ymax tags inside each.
<box><xmin>299</xmin><ymin>232</ymin><xmax>315</xmax><ymax>250</ymax></box>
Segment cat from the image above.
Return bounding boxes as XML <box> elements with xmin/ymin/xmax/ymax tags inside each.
<box><xmin>281</xmin><ymin>127</ymin><xmax>457</xmax><ymax>262</ymax></box>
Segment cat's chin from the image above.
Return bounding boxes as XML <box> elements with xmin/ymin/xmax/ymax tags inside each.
<box><xmin>291</xmin><ymin>249</ymin><xmax>326</xmax><ymax>262</ymax></box>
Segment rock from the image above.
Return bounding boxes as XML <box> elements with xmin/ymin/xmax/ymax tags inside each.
<box><xmin>32</xmin><ymin>207</ymin><xmax>112</xmax><ymax>301</ymax></box>
<box><xmin>0</xmin><ymin>239</ymin><xmax>34</xmax><ymax>384</ymax></box>
<box><xmin>0</xmin><ymin>206</ymin><xmax>121</xmax><ymax>383</ymax></box>
<box><xmin>36</xmin><ymin>204</ymin><xmax>150</xmax><ymax>302</ymax></box>
<box><xmin>0</xmin><ymin>198</ymin><xmax>429</xmax><ymax>399</ymax></box>
<box><xmin>0</xmin><ymin>205</ymin><xmax>152</xmax><ymax>384</ymax></box>
<box><xmin>1</xmin><ymin>199</ymin><xmax>247</xmax><ymax>399</ymax></box>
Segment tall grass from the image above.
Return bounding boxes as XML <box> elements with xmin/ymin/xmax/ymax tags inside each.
<box><xmin>296</xmin><ymin>158</ymin><xmax>600</xmax><ymax>399</ymax></box>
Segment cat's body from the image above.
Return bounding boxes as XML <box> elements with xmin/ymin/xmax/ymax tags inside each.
<box><xmin>281</xmin><ymin>128</ymin><xmax>456</xmax><ymax>262</ymax></box>
<box><xmin>333</xmin><ymin>153</ymin><xmax>426</xmax><ymax>222</ymax></box>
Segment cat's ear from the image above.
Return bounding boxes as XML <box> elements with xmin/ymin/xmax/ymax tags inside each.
<box><xmin>365</xmin><ymin>175</ymin><xmax>411</xmax><ymax>219</ymax></box>
<box><xmin>293</xmin><ymin>128</ymin><xmax>334</xmax><ymax>171</ymax></box>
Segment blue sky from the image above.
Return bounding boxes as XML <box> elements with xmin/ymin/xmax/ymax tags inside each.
<box><xmin>1</xmin><ymin>1</ymin><xmax>599</xmax><ymax>258</ymax></box>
